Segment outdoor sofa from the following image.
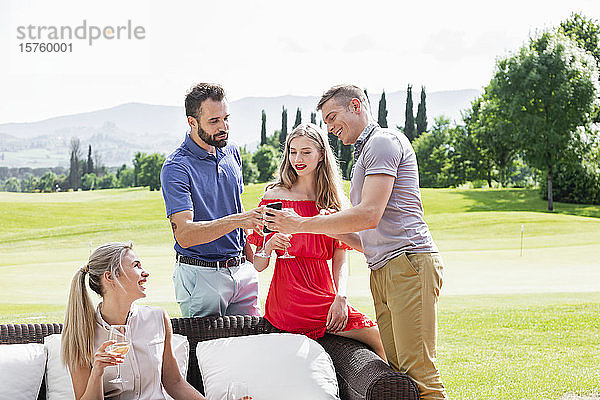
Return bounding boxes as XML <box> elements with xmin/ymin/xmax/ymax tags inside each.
<box><xmin>0</xmin><ymin>315</ymin><xmax>420</xmax><ymax>400</ymax></box>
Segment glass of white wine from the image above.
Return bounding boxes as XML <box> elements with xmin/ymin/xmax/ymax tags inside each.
<box><xmin>278</xmin><ymin>208</ymin><xmax>295</xmax><ymax>259</ymax></box>
<box><xmin>106</xmin><ymin>325</ymin><xmax>130</xmax><ymax>384</ymax></box>
<box><xmin>227</xmin><ymin>381</ymin><xmax>250</xmax><ymax>400</ymax></box>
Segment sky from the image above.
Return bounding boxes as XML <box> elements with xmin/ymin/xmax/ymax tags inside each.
<box><xmin>0</xmin><ymin>0</ymin><xmax>598</xmax><ymax>124</ymax></box>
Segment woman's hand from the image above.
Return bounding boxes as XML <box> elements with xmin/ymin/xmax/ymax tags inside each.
<box><xmin>90</xmin><ymin>340</ymin><xmax>123</xmax><ymax>378</ymax></box>
<box><xmin>264</xmin><ymin>233</ymin><xmax>291</xmax><ymax>254</ymax></box>
<box><xmin>326</xmin><ymin>295</ymin><xmax>349</xmax><ymax>333</ymax></box>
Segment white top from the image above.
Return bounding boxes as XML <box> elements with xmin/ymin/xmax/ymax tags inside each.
<box><xmin>350</xmin><ymin>123</ymin><xmax>438</xmax><ymax>270</ymax></box>
<box><xmin>95</xmin><ymin>303</ymin><xmax>167</xmax><ymax>400</ymax></box>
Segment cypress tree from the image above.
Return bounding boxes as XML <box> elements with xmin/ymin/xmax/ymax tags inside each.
<box><xmin>328</xmin><ymin>134</ymin><xmax>340</xmax><ymax>159</ymax></box>
<box><xmin>416</xmin><ymin>86</ymin><xmax>427</xmax><ymax>137</ymax></box>
<box><xmin>339</xmin><ymin>143</ymin><xmax>353</xmax><ymax>180</ymax></box>
<box><xmin>404</xmin><ymin>85</ymin><xmax>416</xmax><ymax>142</ymax></box>
<box><xmin>260</xmin><ymin>110</ymin><xmax>267</xmax><ymax>146</ymax></box>
<box><xmin>378</xmin><ymin>90</ymin><xmax>388</xmax><ymax>128</ymax></box>
<box><xmin>86</xmin><ymin>145</ymin><xmax>93</xmax><ymax>175</ymax></box>
<box><xmin>310</xmin><ymin>111</ymin><xmax>317</xmax><ymax>124</ymax></box>
<box><xmin>294</xmin><ymin>108</ymin><xmax>302</xmax><ymax>128</ymax></box>
<box><xmin>279</xmin><ymin>107</ymin><xmax>288</xmax><ymax>152</ymax></box>
<box><xmin>69</xmin><ymin>138</ymin><xmax>82</xmax><ymax>190</ymax></box>
<box><xmin>363</xmin><ymin>89</ymin><xmax>371</xmax><ymax>111</ymax></box>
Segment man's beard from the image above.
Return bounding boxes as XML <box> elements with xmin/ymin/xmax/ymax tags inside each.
<box><xmin>199</xmin><ymin>126</ymin><xmax>228</xmax><ymax>148</ymax></box>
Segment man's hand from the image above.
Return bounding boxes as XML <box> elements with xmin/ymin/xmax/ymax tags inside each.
<box><xmin>238</xmin><ymin>206</ymin><xmax>265</xmax><ymax>231</ymax></box>
<box><xmin>326</xmin><ymin>295</ymin><xmax>348</xmax><ymax>333</ymax></box>
<box><xmin>266</xmin><ymin>208</ymin><xmax>304</xmax><ymax>234</ymax></box>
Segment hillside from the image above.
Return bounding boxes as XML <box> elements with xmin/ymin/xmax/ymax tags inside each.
<box><xmin>0</xmin><ymin>89</ymin><xmax>480</xmax><ymax>168</ymax></box>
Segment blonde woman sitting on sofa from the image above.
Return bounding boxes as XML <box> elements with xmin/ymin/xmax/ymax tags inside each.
<box><xmin>62</xmin><ymin>242</ymin><xmax>248</xmax><ymax>400</ymax></box>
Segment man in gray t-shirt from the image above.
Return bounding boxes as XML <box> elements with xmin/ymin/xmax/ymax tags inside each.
<box><xmin>350</xmin><ymin>121</ymin><xmax>438</xmax><ymax>270</ymax></box>
<box><xmin>268</xmin><ymin>85</ymin><xmax>447</xmax><ymax>400</ymax></box>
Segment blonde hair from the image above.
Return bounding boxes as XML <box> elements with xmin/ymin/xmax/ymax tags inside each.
<box><xmin>268</xmin><ymin>123</ymin><xmax>345</xmax><ymax>211</ymax></box>
<box><xmin>61</xmin><ymin>242</ymin><xmax>132</xmax><ymax>370</ymax></box>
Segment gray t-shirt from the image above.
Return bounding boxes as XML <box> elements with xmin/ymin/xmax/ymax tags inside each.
<box><xmin>349</xmin><ymin>123</ymin><xmax>438</xmax><ymax>270</ymax></box>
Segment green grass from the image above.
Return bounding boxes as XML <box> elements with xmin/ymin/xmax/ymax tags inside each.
<box><xmin>438</xmin><ymin>292</ymin><xmax>600</xmax><ymax>400</ymax></box>
<box><xmin>1</xmin><ymin>186</ymin><xmax>599</xmax><ymax>399</ymax></box>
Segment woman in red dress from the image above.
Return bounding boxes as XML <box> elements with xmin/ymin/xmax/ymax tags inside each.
<box><xmin>248</xmin><ymin>123</ymin><xmax>386</xmax><ymax>360</ymax></box>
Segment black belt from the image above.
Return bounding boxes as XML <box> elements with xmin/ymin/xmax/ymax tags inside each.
<box><xmin>176</xmin><ymin>253</ymin><xmax>246</xmax><ymax>268</ymax></box>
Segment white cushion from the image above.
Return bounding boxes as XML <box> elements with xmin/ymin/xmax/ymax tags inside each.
<box><xmin>44</xmin><ymin>333</ymin><xmax>189</xmax><ymax>400</ymax></box>
<box><xmin>43</xmin><ymin>334</ymin><xmax>75</xmax><ymax>400</ymax></box>
<box><xmin>0</xmin><ymin>343</ymin><xmax>47</xmax><ymax>400</ymax></box>
<box><xmin>196</xmin><ymin>333</ymin><xmax>339</xmax><ymax>400</ymax></box>
<box><xmin>164</xmin><ymin>333</ymin><xmax>190</xmax><ymax>400</ymax></box>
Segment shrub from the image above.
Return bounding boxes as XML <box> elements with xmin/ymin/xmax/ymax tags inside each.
<box><xmin>540</xmin><ymin>161</ymin><xmax>600</xmax><ymax>205</ymax></box>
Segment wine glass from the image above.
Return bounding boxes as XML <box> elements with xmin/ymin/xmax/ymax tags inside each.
<box><xmin>254</xmin><ymin>202</ymin><xmax>282</xmax><ymax>258</ymax></box>
<box><xmin>278</xmin><ymin>209</ymin><xmax>295</xmax><ymax>259</ymax></box>
<box><xmin>106</xmin><ymin>325</ymin><xmax>130</xmax><ymax>384</ymax></box>
<box><xmin>227</xmin><ymin>381</ymin><xmax>250</xmax><ymax>400</ymax></box>
<box><xmin>253</xmin><ymin>226</ymin><xmax>271</xmax><ymax>258</ymax></box>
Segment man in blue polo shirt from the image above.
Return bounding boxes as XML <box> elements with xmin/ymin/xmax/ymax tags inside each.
<box><xmin>160</xmin><ymin>83</ymin><xmax>264</xmax><ymax>318</ymax></box>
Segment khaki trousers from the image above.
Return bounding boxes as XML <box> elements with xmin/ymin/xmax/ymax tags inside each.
<box><xmin>370</xmin><ymin>252</ymin><xmax>448</xmax><ymax>400</ymax></box>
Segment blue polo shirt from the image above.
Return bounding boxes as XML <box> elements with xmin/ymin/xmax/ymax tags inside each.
<box><xmin>160</xmin><ymin>134</ymin><xmax>245</xmax><ymax>261</ymax></box>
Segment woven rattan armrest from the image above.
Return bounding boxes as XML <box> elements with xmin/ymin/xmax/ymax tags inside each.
<box><xmin>317</xmin><ymin>333</ymin><xmax>420</xmax><ymax>400</ymax></box>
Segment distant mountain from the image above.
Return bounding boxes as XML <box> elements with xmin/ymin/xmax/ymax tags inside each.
<box><xmin>0</xmin><ymin>89</ymin><xmax>480</xmax><ymax>168</ymax></box>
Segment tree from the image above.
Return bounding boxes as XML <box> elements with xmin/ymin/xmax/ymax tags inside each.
<box><xmin>81</xmin><ymin>173</ymin><xmax>96</xmax><ymax>191</ymax></box>
<box><xmin>412</xmin><ymin>117</ymin><xmax>462</xmax><ymax>188</ymax></box>
<box><xmin>310</xmin><ymin>112</ymin><xmax>317</xmax><ymax>124</ymax></box>
<box><xmin>117</xmin><ymin>164</ymin><xmax>135</xmax><ymax>188</ymax></box>
<box><xmin>133</xmin><ymin>152</ymin><xmax>142</xmax><ymax>187</ymax></box>
<box><xmin>96</xmin><ymin>173</ymin><xmax>117</xmax><ymax>189</ymax></box>
<box><xmin>416</xmin><ymin>86</ymin><xmax>428</xmax><ymax>137</ymax></box>
<box><xmin>560</xmin><ymin>13</ymin><xmax>600</xmax><ymax>67</ymax></box>
<box><xmin>279</xmin><ymin>107</ymin><xmax>288</xmax><ymax>152</ymax></box>
<box><xmin>328</xmin><ymin>134</ymin><xmax>340</xmax><ymax>160</ymax></box>
<box><xmin>86</xmin><ymin>145</ymin><xmax>93</xmax><ymax>175</ymax></box>
<box><xmin>560</xmin><ymin>13</ymin><xmax>600</xmax><ymax>122</ymax></box>
<box><xmin>490</xmin><ymin>31</ymin><xmax>599</xmax><ymax>210</ymax></box>
<box><xmin>240</xmin><ymin>147</ymin><xmax>258</xmax><ymax>184</ymax></box>
<box><xmin>252</xmin><ymin>145</ymin><xmax>279</xmax><ymax>182</ymax></box>
<box><xmin>339</xmin><ymin>143</ymin><xmax>353</xmax><ymax>180</ymax></box>
<box><xmin>460</xmin><ymin>102</ymin><xmax>496</xmax><ymax>187</ymax></box>
<box><xmin>22</xmin><ymin>175</ymin><xmax>39</xmax><ymax>193</ymax></box>
<box><xmin>294</xmin><ymin>108</ymin><xmax>302</xmax><ymax>129</ymax></box>
<box><xmin>539</xmin><ymin>149</ymin><xmax>600</xmax><ymax>204</ymax></box>
<box><xmin>69</xmin><ymin>138</ymin><xmax>82</xmax><ymax>190</ymax></box>
<box><xmin>378</xmin><ymin>90</ymin><xmax>388</xmax><ymax>128</ymax></box>
<box><xmin>4</xmin><ymin>177</ymin><xmax>20</xmax><ymax>192</ymax></box>
<box><xmin>363</xmin><ymin>89</ymin><xmax>373</xmax><ymax>114</ymax></box>
<box><xmin>267</xmin><ymin>130</ymin><xmax>280</xmax><ymax>148</ymax></box>
<box><xmin>464</xmin><ymin>93</ymin><xmax>520</xmax><ymax>187</ymax></box>
<box><xmin>134</xmin><ymin>152</ymin><xmax>166</xmax><ymax>191</ymax></box>
<box><xmin>404</xmin><ymin>85</ymin><xmax>416</xmax><ymax>142</ymax></box>
<box><xmin>93</xmin><ymin>151</ymin><xmax>104</xmax><ymax>176</ymax></box>
<box><xmin>38</xmin><ymin>171</ymin><xmax>57</xmax><ymax>192</ymax></box>
<box><xmin>260</xmin><ymin>110</ymin><xmax>267</xmax><ymax>146</ymax></box>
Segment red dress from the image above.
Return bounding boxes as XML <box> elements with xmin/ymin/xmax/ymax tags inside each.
<box><xmin>247</xmin><ymin>199</ymin><xmax>376</xmax><ymax>340</ymax></box>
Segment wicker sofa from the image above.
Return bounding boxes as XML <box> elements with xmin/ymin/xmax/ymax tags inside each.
<box><xmin>0</xmin><ymin>315</ymin><xmax>420</xmax><ymax>400</ymax></box>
